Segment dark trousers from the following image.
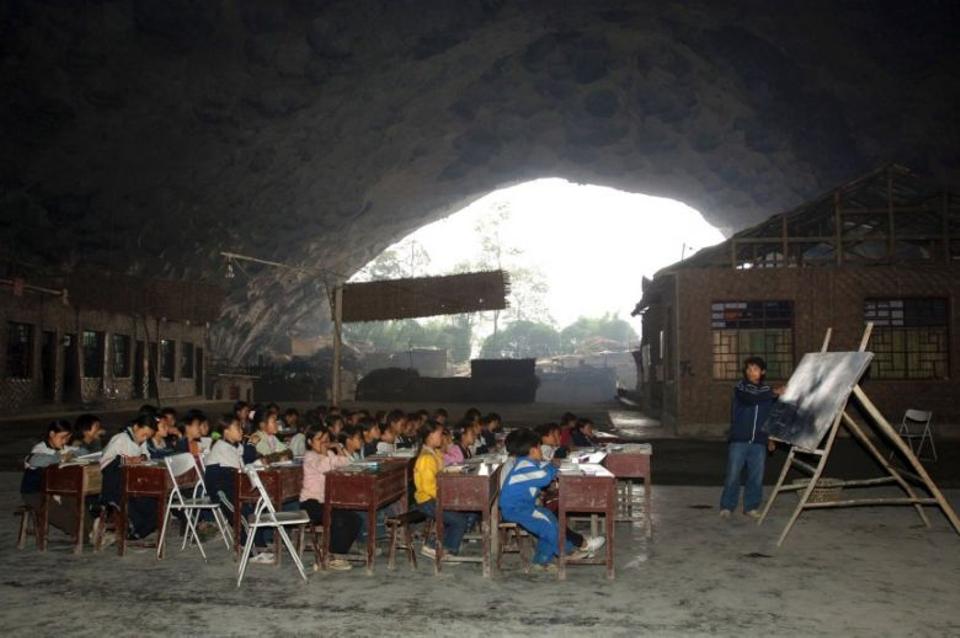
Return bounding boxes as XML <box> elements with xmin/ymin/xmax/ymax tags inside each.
<box><xmin>300</xmin><ymin>499</ymin><xmax>361</xmax><ymax>555</ymax></box>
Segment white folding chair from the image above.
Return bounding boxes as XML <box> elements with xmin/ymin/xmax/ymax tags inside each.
<box><xmin>183</xmin><ymin>454</ymin><xmax>234</xmax><ymax>552</ymax></box>
<box><xmin>157</xmin><ymin>453</ymin><xmax>232</xmax><ymax>561</ymax></box>
<box><xmin>237</xmin><ymin>465</ymin><xmax>310</xmax><ymax>587</ymax></box>
<box><xmin>897</xmin><ymin>409</ymin><xmax>937</xmax><ymax>462</ymax></box>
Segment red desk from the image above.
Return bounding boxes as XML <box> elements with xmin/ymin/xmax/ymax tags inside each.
<box><xmin>41</xmin><ymin>464</ymin><xmax>101</xmax><ymax>554</ymax></box>
<box><xmin>435</xmin><ymin>465</ymin><xmax>501</xmax><ymax>577</ymax></box>
<box><xmin>603</xmin><ymin>444</ymin><xmax>653</xmax><ymax>536</ymax></box>
<box><xmin>118</xmin><ymin>462</ymin><xmax>197</xmax><ymax>557</ymax></box>
<box><xmin>324</xmin><ymin>462</ymin><xmax>408</xmax><ymax>574</ymax></box>
<box><xmin>233</xmin><ymin>463</ymin><xmax>303</xmax><ymax>560</ymax></box>
<box><xmin>557</xmin><ymin>467</ymin><xmax>616</xmax><ymax>580</ymax></box>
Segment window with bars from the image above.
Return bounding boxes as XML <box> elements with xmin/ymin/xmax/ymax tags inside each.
<box><xmin>82</xmin><ymin>330</ymin><xmax>104</xmax><ymax>378</ymax></box>
<box><xmin>180</xmin><ymin>342</ymin><xmax>194</xmax><ymax>379</ymax></box>
<box><xmin>865</xmin><ymin>298</ymin><xmax>949</xmax><ymax>379</ymax></box>
<box><xmin>6</xmin><ymin>322</ymin><xmax>33</xmax><ymax>378</ymax></box>
<box><xmin>712</xmin><ymin>301</ymin><xmax>794</xmax><ymax>380</ymax></box>
<box><xmin>160</xmin><ymin>339</ymin><xmax>176</xmax><ymax>381</ymax></box>
<box><xmin>112</xmin><ymin>334</ymin><xmax>131</xmax><ymax>378</ymax></box>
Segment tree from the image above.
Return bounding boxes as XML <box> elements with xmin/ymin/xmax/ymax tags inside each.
<box><xmin>560</xmin><ymin>314</ymin><xmax>639</xmax><ymax>354</ymax></box>
<box><xmin>352</xmin><ymin>238</ymin><xmax>431</xmax><ymax>281</ymax></box>
<box><xmin>480</xmin><ymin>320</ymin><xmax>561</xmax><ymax>359</ymax></box>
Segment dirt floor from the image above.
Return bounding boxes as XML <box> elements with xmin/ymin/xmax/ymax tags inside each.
<box><xmin>1</xmin><ymin>476</ymin><xmax>958</xmax><ymax>637</ymax></box>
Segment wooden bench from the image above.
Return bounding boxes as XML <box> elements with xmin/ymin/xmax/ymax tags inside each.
<box><xmin>385</xmin><ymin>510</ymin><xmax>428</xmax><ymax>571</ymax></box>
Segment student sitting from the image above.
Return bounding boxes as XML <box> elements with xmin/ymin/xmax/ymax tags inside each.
<box><xmin>499</xmin><ymin>429</ymin><xmax>604</xmax><ymax>572</ymax></box>
<box><xmin>174</xmin><ymin>410</ymin><xmax>205</xmax><ymax>455</ymax></box>
<box><xmin>22</xmin><ymin>420</ymin><xmax>105</xmax><ymax>546</ymax></box>
<box><xmin>360</xmin><ymin>419</ymin><xmax>381</xmax><ymax>458</ymax></box>
<box><xmin>326</xmin><ymin>414</ymin><xmax>345</xmax><ymax>439</ymax></box>
<box><xmin>570</xmin><ymin>418</ymin><xmax>598</xmax><ymax>448</ymax></box>
<box><xmin>414</xmin><ymin>421</ymin><xmax>476</xmax><ymax>560</ymax></box>
<box><xmin>100</xmin><ymin>414</ymin><xmax>157</xmax><ymax>540</ymax></box>
<box><xmin>158</xmin><ymin>407</ymin><xmax>178</xmax><ymax>445</ymax></box>
<box><xmin>478</xmin><ymin>412</ymin><xmax>502</xmax><ymax>451</ymax></box>
<box><xmin>71</xmin><ymin>413</ymin><xmax>104</xmax><ymax>456</ymax></box>
<box><xmin>205</xmin><ymin>416</ymin><xmax>273</xmax><ymax>562</ymax></box>
<box><xmin>470</xmin><ymin>419</ymin><xmax>489</xmax><ymax>456</ymax></box>
<box><xmin>250</xmin><ymin>412</ymin><xmax>291</xmax><ymax>460</ymax></box>
<box><xmin>536</xmin><ymin>422</ymin><xmax>567</xmax><ymax>460</ymax></box>
<box><xmin>433</xmin><ymin>408</ymin><xmax>448</xmax><ymax>427</ymax></box>
<box><xmin>287</xmin><ymin>413</ymin><xmax>308</xmax><ymax>458</ymax></box>
<box><xmin>339</xmin><ymin>425</ymin><xmax>364</xmax><ymax>461</ymax></box>
<box><xmin>146</xmin><ymin>414</ymin><xmax>178</xmax><ymax>459</ymax></box>
<box><xmin>281</xmin><ymin>408</ymin><xmax>301</xmax><ymax>433</ymax></box>
<box><xmin>443</xmin><ymin>427</ymin><xmax>475</xmax><ymax>466</ymax></box>
<box><xmin>376</xmin><ymin>424</ymin><xmax>397</xmax><ymax>456</ymax></box>
<box><xmin>557</xmin><ymin>412</ymin><xmax>578</xmax><ymax>449</ymax></box>
<box><xmin>298</xmin><ymin>427</ymin><xmax>360</xmax><ymax>571</ymax></box>
<box><xmin>385</xmin><ymin>410</ymin><xmax>409</xmax><ymax>448</ymax></box>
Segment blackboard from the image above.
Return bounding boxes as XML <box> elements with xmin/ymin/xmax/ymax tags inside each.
<box><xmin>763</xmin><ymin>351</ymin><xmax>874</xmax><ymax>451</ymax></box>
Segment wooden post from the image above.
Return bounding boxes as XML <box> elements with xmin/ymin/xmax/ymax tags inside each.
<box><xmin>834</xmin><ymin>191</ymin><xmax>843</xmax><ymax>265</ymax></box>
<box><xmin>331</xmin><ymin>284</ymin><xmax>343</xmax><ymax>407</ymax></box>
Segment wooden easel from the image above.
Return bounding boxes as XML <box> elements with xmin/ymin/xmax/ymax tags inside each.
<box><xmin>758</xmin><ymin>323</ymin><xmax>960</xmax><ymax>546</ymax></box>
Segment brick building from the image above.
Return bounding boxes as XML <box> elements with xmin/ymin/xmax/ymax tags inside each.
<box><xmin>0</xmin><ymin>270</ymin><xmax>223</xmax><ymax>413</ymax></box>
<box><xmin>633</xmin><ymin>165</ymin><xmax>960</xmax><ymax>435</ymax></box>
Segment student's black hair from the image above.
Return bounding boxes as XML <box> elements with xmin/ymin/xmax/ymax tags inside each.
<box><xmin>560</xmin><ymin>412</ymin><xmax>577</xmax><ymax>425</ymax></box>
<box><xmin>158</xmin><ymin>407</ymin><xmax>177</xmax><ymax>419</ymax></box>
<box><xmin>359</xmin><ymin>418</ymin><xmax>380</xmax><ymax>433</ymax></box>
<box><xmin>374</xmin><ymin>410</ymin><xmax>386</xmax><ymax>424</ymax></box>
<box><xmin>464</xmin><ymin>407</ymin><xmax>481</xmax><ymax>421</ymax></box>
<box><xmin>341</xmin><ymin>424</ymin><xmax>363</xmax><ymax>440</ymax></box>
<box><xmin>266</xmin><ymin>402</ymin><xmax>280</xmax><ymax>412</ymax></box>
<box><xmin>305</xmin><ymin>426</ymin><xmax>330</xmax><ymax>445</ymax></box>
<box><xmin>130</xmin><ymin>413</ymin><xmax>157</xmax><ymax>430</ymax></box>
<box><xmin>536</xmin><ymin>422</ymin><xmax>560</xmax><ymax>438</ymax></box>
<box><xmin>256</xmin><ymin>410</ymin><xmax>274</xmax><ymax>428</ymax></box>
<box><xmin>74</xmin><ymin>413</ymin><xmax>101</xmax><ymax>433</ymax></box>
<box><xmin>218</xmin><ymin>414</ymin><xmax>241</xmax><ymax>436</ymax></box>
<box><xmin>480</xmin><ymin>412</ymin><xmax>502</xmax><ymax>428</ymax></box>
<box><xmin>406</xmin><ymin>412</ymin><xmax>420</xmax><ymax>424</ymax></box>
<box><xmin>743</xmin><ymin>356</ymin><xmax>767</xmax><ymax>376</ymax></box>
<box><xmin>385</xmin><ymin>409</ymin><xmax>405</xmax><ymax>426</ymax></box>
<box><xmin>574</xmin><ymin>417</ymin><xmax>594</xmax><ymax>431</ymax></box>
<box><xmin>183</xmin><ymin>409</ymin><xmax>205</xmax><ymax>425</ymax></box>
<box><xmin>434</xmin><ymin>408</ymin><xmax>448</xmax><ymax>418</ymax></box>
<box><xmin>284</xmin><ymin>407</ymin><xmax>300</xmax><ymax>417</ymax></box>
<box><xmin>45</xmin><ymin>419</ymin><xmax>73</xmax><ymax>440</ymax></box>
<box><xmin>505</xmin><ymin>428</ymin><xmax>541</xmax><ymax>457</ymax></box>
<box><xmin>325</xmin><ymin>414</ymin><xmax>344</xmax><ymax>429</ymax></box>
<box><xmin>417</xmin><ymin>409</ymin><xmax>430</xmax><ymax>418</ymax></box>
<box><xmin>417</xmin><ymin>420</ymin><xmax>444</xmax><ymax>446</ymax></box>
<box><xmin>233</xmin><ymin>400</ymin><xmax>249</xmax><ymax>414</ymax></box>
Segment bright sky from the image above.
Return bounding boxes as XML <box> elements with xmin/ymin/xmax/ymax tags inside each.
<box><xmin>355</xmin><ymin>178</ymin><xmax>725</xmax><ymax>334</ymax></box>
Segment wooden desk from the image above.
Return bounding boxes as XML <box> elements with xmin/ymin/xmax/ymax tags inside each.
<box><xmin>557</xmin><ymin>466</ymin><xmax>616</xmax><ymax>580</ymax></box>
<box><xmin>603</xmin><ymin>444</ymin><xmax>653</xmax><ymax>536</ymax></box>
<box><xmin>435</xmin><ymin>465</ymin><xmax>501</xmax><ymax>577</ymax></box>
<box><xmin>324</xmin><ymin>462</ymin><xmax>408</xmax><ymax>574</ymax></box>
<box><xmin>119</xmin><ymin>462</ymin><xmax>197</xmax><ymax>557</ymax></box>
<box><xmin>41</xmin><ymin>464</ymin><xmax>101</xmax><ymax>554</ymax></box>
<box><xmin>234</xmin><ymin>463</ymin><xmax>303</xmax><ymax>560</ymax></box>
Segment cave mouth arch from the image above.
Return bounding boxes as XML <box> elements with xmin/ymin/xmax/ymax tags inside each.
<box><xmin>299</xmin><ymin>177</ymin><xmax>723</xmax><ymax>366</ymax></box>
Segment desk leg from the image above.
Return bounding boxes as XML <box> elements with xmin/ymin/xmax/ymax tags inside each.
<box><xmin>74</xmin><ymin>494</ymin><xmax>84</xmax><ymax>555</ymax></box>
<box><xmin>322</xmin><ymin>500</ymin><xmax>332</xmax><ymax>570</ymax></box>
<box><xmin>365</xmin><ymin>503</ymin><xmax>376</xmax><ymax>575</ymax></box>
<box><xmin>39</xmin><ymin>492</ymin><xmax>49</xmax><ymax>552</ymax></box>
<box><xmin>558</xmin><ymin>506</ymin><xmax>567</xmax><ymax>581</ymax></box>
<box><xmin>481</xmin><ymin>504</ymin><xmax>491</xmax><ymax>578</ymax></box>
<box><xmin>607</xmin><ymin>481</ymin><xmax>616</xmax><ymax>580</ymax></box>
<box><xmin>645</xmin><ymin>467</ymin><xmax>653</xmax><ymax>539</ymax></box>
<box><xmin>118</xmin><ymin>491</ymin><xmax>128</xmax><ymax>556</ymax></box>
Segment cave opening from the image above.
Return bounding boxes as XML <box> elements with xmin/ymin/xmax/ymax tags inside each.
<box><xmin>343</xmin><ymin>177</ymin><xmax>723</xmax><ymax>385</ymax></box>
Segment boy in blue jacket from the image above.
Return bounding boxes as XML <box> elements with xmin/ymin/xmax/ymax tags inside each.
<box><xmin>499</xmin><ymin>429</ymin><xmax>604</xmax><ymax>571</ymax></box>
<box><xmin>720</xmin><ymin>356</ymin><xmax>783</xmax><ymax>518</ymax></box>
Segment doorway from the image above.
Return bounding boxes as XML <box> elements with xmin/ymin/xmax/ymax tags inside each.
<box><xmin>62</xmin><ymin>333</ymin><xmax>78</xmax><ymax>402</ymax></box>
<box><xmin>133</xmin><ymin>340</ymin><xmax>145</xmax><ymax>399</ymax></box>
<box><xmin>41</xmin><ymin>331</ymin><xmax>56</xmax><ymax>402</ymax></box>
<box><xmin>195</xmin><ymin>347</ymin><xmax>204</xmax><ymax>397</ymax></box>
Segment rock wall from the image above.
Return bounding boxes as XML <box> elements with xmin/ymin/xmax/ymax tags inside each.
<box><xmin>2</xmin><ymin>0</ymin><xmax>958</xmax><ymax>362</ymax></box>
